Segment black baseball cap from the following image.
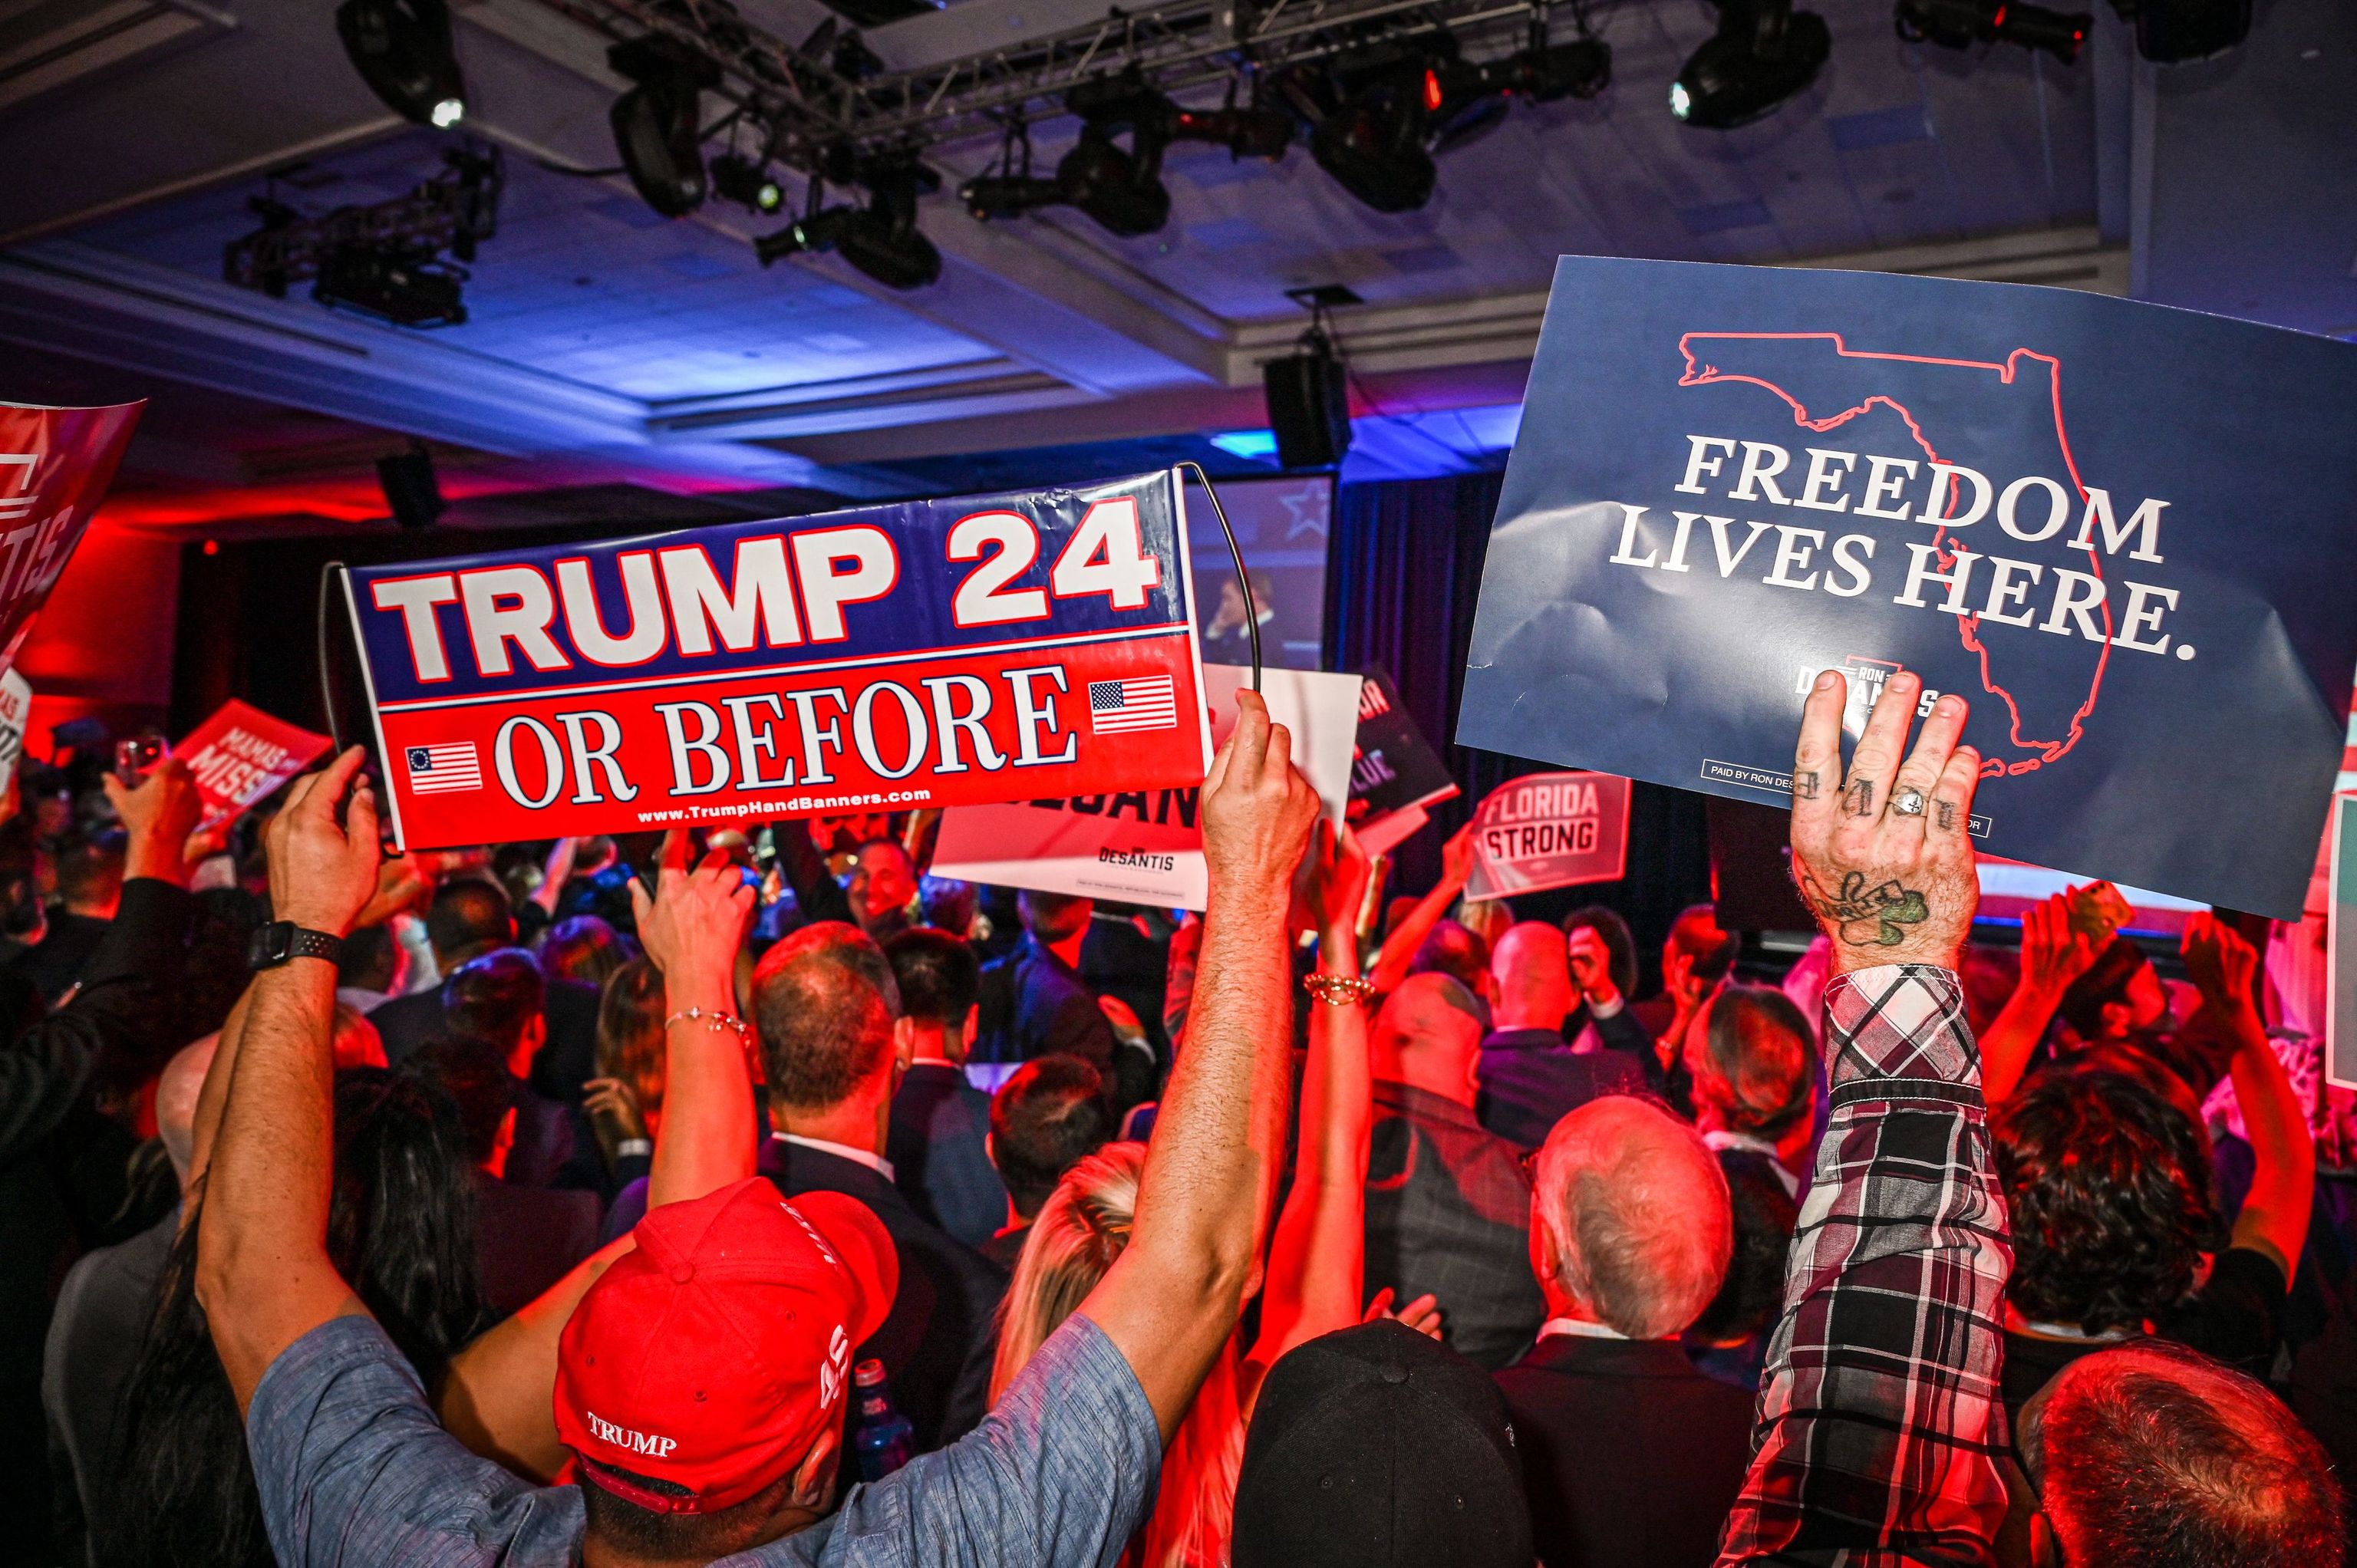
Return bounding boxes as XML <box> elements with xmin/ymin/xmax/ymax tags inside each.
<box><xmin>1231</xmin><ymin>1321</ymin><xmax>1533</xmax><ymax>1568</ymax></box>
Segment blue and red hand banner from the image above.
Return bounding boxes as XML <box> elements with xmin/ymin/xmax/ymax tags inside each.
<box><xmin>346</xmin><ymin>471</ymin><xmax>1213</xmax><ymax>850</ymax></box>
<box><xmin>1458</xmin><ymin>258</ymin><xmax>2357</xmax><ymax>918</ymax></box>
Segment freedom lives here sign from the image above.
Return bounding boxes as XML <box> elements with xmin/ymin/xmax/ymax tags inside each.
<box><xmin>343</xmin><ymin>471</ymin><xmax>1215</xmax><ymax>851</ymax></box>
<box><xmin>1456</xmin><ymin>256</ymin><xmax>2357</xmax><ymax>920</ymax></box>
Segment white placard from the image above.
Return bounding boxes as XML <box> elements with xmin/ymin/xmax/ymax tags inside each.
<box><xmin>929</xmin><ymin>664</ymin><xmax>1360</xmax><ymax>910</ymax></box>
<box><xmin>0</xmin><ymin>668</ymin><xmax>31</xmax><ymax>799</ymax></box>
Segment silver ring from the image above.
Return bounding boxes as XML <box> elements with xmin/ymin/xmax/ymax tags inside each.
<box><xmin>1890</xmin><ymin>789</ymin><xmax>1927</xmax><ymax>817</ymax></box>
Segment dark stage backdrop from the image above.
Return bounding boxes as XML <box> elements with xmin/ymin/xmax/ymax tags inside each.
<box><xmin>1322</xmin><ymin>472</ymin><xmax>1712</xmax><ymax>997</ymax></box>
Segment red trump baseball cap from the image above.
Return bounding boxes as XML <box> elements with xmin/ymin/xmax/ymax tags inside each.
<box><xmin>554</xmin><ymin>1177</ymin><xmax>898</xmax><ymax>1514</ymax></box>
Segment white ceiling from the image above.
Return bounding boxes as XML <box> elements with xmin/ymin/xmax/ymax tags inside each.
<box><xmin>0</xmin><ymin>0</ymin><xmax>2339</xmax><ymax>522</ymax></box>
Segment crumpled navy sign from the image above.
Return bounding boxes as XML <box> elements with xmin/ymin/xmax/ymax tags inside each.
<box><xmin>1458</xmin><ymin>256</ymin><xmax>2357</xmax><ymax>918</ymax></box>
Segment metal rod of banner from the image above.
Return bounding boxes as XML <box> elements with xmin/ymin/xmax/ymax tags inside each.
<box><xmin>1175</xmin><ymin>461</ymin><xmax>1261</xmax><ymax>694</ymax></box>
<box><xmin>317</xmin><ymin>562</ymin><xmax>346</xmax><ymax>756</ymax></box>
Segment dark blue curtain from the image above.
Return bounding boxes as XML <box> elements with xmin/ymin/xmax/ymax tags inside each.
<box><xmin>1322</xmin><ymin>472</ymin><xmax>1710</xmax><ymax>992</ymax></box>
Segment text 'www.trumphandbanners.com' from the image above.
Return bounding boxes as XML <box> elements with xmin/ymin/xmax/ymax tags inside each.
<box><xmin>636</xmin><ymin>788</ymin><xmax>933</xmax><ymax>824</ymax></box>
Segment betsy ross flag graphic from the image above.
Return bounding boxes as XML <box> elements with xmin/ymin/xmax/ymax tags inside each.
<box><xmin>1088</xmin><ymin>676</ymin><xmax>1178</xmax><ymax>734</ymax></box>
<box><xmin>404</xmin><ymin>742</ymin><xmax>483</xmax><ymax>794</ymax></box>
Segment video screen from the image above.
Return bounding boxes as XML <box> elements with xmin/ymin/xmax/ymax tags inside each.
<box><xmin>1974</xmin><ymin>855</ymin><xmax>2207</xmax><ymax>937</ymax></box>
<box><xmin>1188</xmin><ymin>474</ymin><xmax>1332</xmax><ymax>671</ymax></box>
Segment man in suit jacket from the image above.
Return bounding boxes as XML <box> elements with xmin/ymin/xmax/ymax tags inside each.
<box><xmin>368</xmin><ymin>878</ymin><xmax>600</xmax><ymax>1104</ymax></box>
<box><xmin>1364</xmin><ymin>973</ymin><xmax>1547</xmax><ymax>1370</ymax></box>
<box><xmin>884</xmin><ymin>928</ymin><xmax>1007</xmax><ymax>1248</ymax></box>
<box><xmin>1478</xmin><ymin>923</ymin><xmax>1647</xmax><ymax>1149</ymax></box>
<box><xmin>1493</xmin><ymin>1096</ymin><xmax>1753</xmax><ymax>1568</ymax></box>
<box><xmin>971</xmin><ymin>889</ymin><xmax>1116</xmax><ymax>1073</ymax></box>
<box><xmin>755</xmin><ymin>921</ymin><xmax>1007</xmax><ymax>1453</ymax></box>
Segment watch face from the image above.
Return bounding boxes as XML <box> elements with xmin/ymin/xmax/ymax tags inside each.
<box><xmin>251</xmin><ymin>922</ymin><xmax>292</xmax><ymax>967</ymax></box>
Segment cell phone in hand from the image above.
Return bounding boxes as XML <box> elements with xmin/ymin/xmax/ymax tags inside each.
<box><xmin>114</xmin><ymin>732</ymin><xmax>166</xmax><ymax>786</ymax></box>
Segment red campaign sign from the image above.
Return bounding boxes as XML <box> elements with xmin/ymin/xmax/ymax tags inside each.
<box><xmin>1465</xmin><ymin>770</ymin><xmax>1632</xmax><ymax>900</ymax></box>
<box><xmin>0</xmin><ymin>402</ymin><xmax>144</xmax><ymax>677</ymax></box>
<box><xmin>344</xmin><ymin>471</ymin><xmax>1215</xmax><ymax>849</ymax></box>
<box><xmin>177</xmin><ymin>700</ymin><xmax>335</xmax><ymax>825</ymax></box>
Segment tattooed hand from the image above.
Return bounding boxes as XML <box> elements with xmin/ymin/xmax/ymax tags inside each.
<box><xmin>1790</xmin><ymin>670</ymin><xmax>1982</xmax><ymax>974</ymax></box>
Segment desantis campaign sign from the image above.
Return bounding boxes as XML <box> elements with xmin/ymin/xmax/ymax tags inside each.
<box><xmin>177</xmin><ymin>700</ymin><xmax>333</xmax><ymax>827</ymax></box>
<box><xmin>0</xmin><ymin>401</ymin><xmax>143</xmax><ymax>677</ymax></box>
<box><xmin>344</xmin><ymin>472</ymin><xmax>1213</xmax><ymax>850</ymax></box>
<box><xmin>1458</xmin><ymin>258</ymin><xmax>2357</xmax><ymax>919</ymax></box>
<box><xmin>1465</xmin><ymin>771</ymin><xmax>1630</xmax><ymax>901</ymax></box>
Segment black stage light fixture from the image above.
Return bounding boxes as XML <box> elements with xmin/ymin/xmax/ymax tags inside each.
<box><xmin>377</xmin><ymin>441</ymin><xmax>446</xmax><ymax>530</ymax></box>
<box><xmin>2108</xmin><ymin>0</ymin><xmax>2250</xmax><ymax>62</ymax></box>
<box><xmin>1308</xmin><ymin>66</ymin><xmax>1437</xmax><ymax>212</ymax></box>
<box><xmin>1671</xmin><ymin>0</ymin><xmax>1831</xmax><ymax>128</ymax></box>
<box><xmin>959</xmin><ymin>173</ymin><xmax>1063</xmax><ymax>219</ymax></box>
<box><xmin>709</xmin><ymin>152</ymin><xmax>785</xmax><ymax>214</ymax></box>
<box><xmin>1171</xmin><ymin>104</ymin><xmax>1295</xmax><ymax>160</ymax></box>
<box><xmin>1896</xmin><ymin>0</ymin><xmax>2090</xmax><ymax>61</ymax></box>
<box><xmin>313</xmin><ymin>245</ymin><xmax>466</xmax><ymax>327</ymax></box>
<box><xmin>1052</xmin><ymin>77</ymin><xmax>1178</xmax><ymax>236</ymax></box>
<box><xmin>336</xmin><ymin>0</ymin><xmax>465</xmax><ymax>127</ymax></box>
<box><xmin>1488</xmin><ymin>34</ymin><xmax>1613</xmax><ymax>103</ymax></box>
<box><xmin>759</xmin><ymin>160</ymin><xmax>941</xmax><ymax>290</ymax></box>
<box><xmin>608</xmin><ymin>38</ymin><xmax>720</xmax><ymax>217</ymax></box>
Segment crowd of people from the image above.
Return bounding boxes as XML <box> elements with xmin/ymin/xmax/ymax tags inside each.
<box><xmin>6</xmin><ymin>670</ymin><xmax>2352</xmax><ymax>1566</ymax></box>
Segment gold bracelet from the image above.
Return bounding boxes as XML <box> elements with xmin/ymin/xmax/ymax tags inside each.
<box><xmin>666</xmin><ymin>1006</ymin><xmax>752</xmax><ymax>1044</ymax></box>
<box><xmin>1302</xmin><ymin>973</ymin><xmax>1375</xmax><ymax>1006</ymax></box>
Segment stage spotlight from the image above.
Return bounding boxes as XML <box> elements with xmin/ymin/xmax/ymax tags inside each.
<box><xmin>313</xmin><ymin>246</ymin><xmax>466</xmax><ymax>328</ymax></box>
<box><xmin>1171</xmin><ymin>104</ymin><xmax>1295</xmax><ymax>160</ymax></box>
<box><xmin>757</xmin><ymin>162</ymin><xmax>941</xmax><ymax>290</ymax></box>
<box><xmin>1670</xmin><ymin>0</ymin><xmax>1830</xmax><ymax>128</ymax></box>
<box><xmin>1057</xmin><ymin>123</ymin><xmax>1170</xmax><ymax>236</ymax></box>
<box><xmin>335</xmin><ymin>0</ymin><xmax>465</xmax><ymax>128</ymax></box>
<box><xmin>709</xmin><ymin>153</ymin><xmax>785</xmax><ymax>214</ymax></box>
<box><xmin>958</xmin><ymin>174</ymin><xmax>1063</xmax><ymax>220</ymax></box>
<box><xmin>1896</xmin><ymin>0</ymin><xmax>2090</xmax><ymax>61</ymax></box>
<box><xmin>1489</xmin><ymin>35</ymin><xmax>1612</xmax><ymax>103</ymax></box>
<box><xmin>608</xmin><ymin>38</ymin><xmax>719</xmax><ymax>218</ymax></box>
<box><xmin>1309</xmin><ymin>68</ymin><xmax>1436</xmax><ymax>213</ymax></box>
<box><xmin>2108</xmin><ymin>0</ymin><xmax>2249</xmax><ymax>62</ymax></box>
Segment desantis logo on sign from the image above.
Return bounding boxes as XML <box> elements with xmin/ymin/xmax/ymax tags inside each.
<box><xmin>344</xmin><ymin>472</ymin><xmax>1214</xmax><ymax>850</ymax></box>
<box><xmin>1465</xmin><ymin>771</ymin><xmax>1630</xmax><ymax>901</ymax></box>
<box><xmin>1459</xmin><ymin>258</ymin><xmax>2357</xmax><ymax>918</ymax></box>
<box><xmin>0</xmin><ymin>402</ymin><xmax>143</xmax><ymax>677</ymax></box>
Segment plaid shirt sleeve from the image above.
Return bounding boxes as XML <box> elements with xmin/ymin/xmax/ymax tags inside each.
<box><xmin>1715</xmin><ymin>964</ymin><xmax>2013</xmax><ymax>1568</ymax></box>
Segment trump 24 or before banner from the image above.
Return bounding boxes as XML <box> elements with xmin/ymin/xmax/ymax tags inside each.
<box><xmin>1458</xmin><ymin>257</ymin><xmax>2357</xmax><ymax>919</ymax></box>
<box><xmin>345</xmin><ymin>471</ymin><xmax>1214</xmax><ymax>851</ymax></box>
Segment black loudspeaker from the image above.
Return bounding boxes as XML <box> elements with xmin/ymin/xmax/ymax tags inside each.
<box><xmin>376</xmin><ymin>443</ymin><xmax>445</xmax><ymax>531</ymax></box>
<box><xmin>1263</xmin><ymin>340</ymin><xmax>1352</xmax><ymax>469</ymax></box>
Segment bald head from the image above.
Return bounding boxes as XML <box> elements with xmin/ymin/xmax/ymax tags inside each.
<box><xmin>1530</xmin><ymin>1096</ymin><xmax>1732</xmax><ymax>1340</ymax></box>
<box><xmin>157</xmin><ymin>1034</ymin><xmax>218</xmax><ymax>1186</ymax></box>
<box><xmin>1371</xmin><ymin>973</ymin><xmax>1485</xmax><ymax>1105</ymax></box>
<box><xmin>2022</xmin><ymin>1339</ymin><xmax>2344</xmax><ymax>1566</ymax></box>
<box><xmin>1490</xmin><ymin>923</ymin><xmax>1572</xmax><ymax>1033</ymax></box>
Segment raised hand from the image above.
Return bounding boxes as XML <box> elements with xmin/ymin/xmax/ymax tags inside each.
<box><xmin>2018</xmin><ymin>891</ymin><xmax>2102</xmax><ymax>996</ymax></box>
<box><xmin>1566</xmin><ymin>924</ymin><xmax>1620</xmax><ymax>1008</ymax></box>
<box><xmin>1440</xmin><ymin>821</ymin><xmax>1476</xmax><ymax>891</ymax></box>
<box><xmin>1790</xmin><ymin>670</ymin><xmax>1981</xmax><ymax>973</ymax></box>
<box><xmin>1362</xmin><ymin>1287</ymin><xmax>1445</xmax><ymax>1341</ymax></box>
<box><xmin>1201</xmin><ymin>690</ymin><xmax>1320</xmax><ymax>903</ymax></box>
<box><xmin>1294</xmin><ymin>818</ymin><xmax>1371</xmax><ymax>947</ymax></box>
<box><xmin>628</xmin><ymin>828</ymin><xmax>753</xmax><ymax>994</ymax></box>
<box><xmin>105</xmin><ymin>756</ymin><xmax>205</xmax><ymax>888</ymax></box>
<box><xmin>262</xmin><ymin>748</ymin><xmax>381</xmax><ymax>936</ymax></box>
<box><xmin>2182</xmin><ymin>910</ymin><xmax>2260</xmax><ymax>1019</ymax></box>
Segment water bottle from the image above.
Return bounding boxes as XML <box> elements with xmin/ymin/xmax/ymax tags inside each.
<box><xmin>852</xmin><ymin>1358</ymin><xmax>915</xmax><ymax>1482</ymax></box>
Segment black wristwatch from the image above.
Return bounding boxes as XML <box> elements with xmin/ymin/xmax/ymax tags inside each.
<box><xmin>248</xmin><ymin>921</ymin><xmax>345</xmax><ymax>973</ymax></box>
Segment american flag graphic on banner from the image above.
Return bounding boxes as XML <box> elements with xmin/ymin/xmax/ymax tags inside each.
<box><xmin>1088</xmin><ymin>676</ymin><xmax>1178</xmax><ymax>734</ymax></box>
<box><xmin>404</xmin><ymin>742</ymin><xmax>483</xmax><ymax>794</ymax></box>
